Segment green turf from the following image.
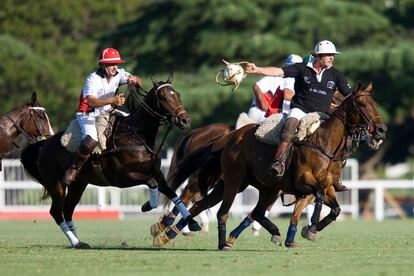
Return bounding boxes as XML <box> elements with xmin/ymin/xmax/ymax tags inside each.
<box><xmin>0</xmin><ymin>218</ymin><xmax>414</xmax><ymax>276</ymax></box>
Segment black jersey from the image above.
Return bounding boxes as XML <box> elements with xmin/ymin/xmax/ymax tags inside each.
<box><xmin>282</xmin><ymin>63</ymin><xmax>352</xmax><ymax>113</ymax></box>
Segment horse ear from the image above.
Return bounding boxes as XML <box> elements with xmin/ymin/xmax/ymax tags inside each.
<box><xmin>31</xmin><ymin>91</ymin><xmax>39</xmax><ymax>106</ymax></box>
<box><xmin>151</xmin><ymin>77</ymin><xmax>159</xmax><ymax>86</ymax></box>
<box><xmin>366</xmin><ymin>82</ymin><xmax>373</xmax><ymax>93</ymax></box>
<box><xmin>167</xmin><ymin>72</ymin><xmax>173</xmax><ymax>84</ymax></box>
<box><xmin>353</xmin><ymin>80</ymin><xmax>362</xmax><ymax>93</ymax></box>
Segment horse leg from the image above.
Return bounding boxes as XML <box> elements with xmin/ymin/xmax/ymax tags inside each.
<box><xmin>285</xmin><ymin>194</ymin><xmax>314</xmax><ymax>248</ymax></box>
<box><xmin>63</xmin><ymin>180</ymin><xmax>90</xmax><ymax>249</ymax></box>
<box><xmin>153</xmin><ymin>180</ymin><xmax>225</xmax><ymax>247</ymax></box>
<box><xmin>248</xmin><ymin>190</ymin><xmax>282</xmax><ymax>247</ymax></box>
<box><xmin>47</xmin><ymin>182</ymin><xmax>80</xmax><ymax>248</ymax></box>
<box><xmin>301</xmin><ymin>187</ymin><xmax>325</xmax><ymax>241</ymax></box>
<box><xmin>155</xmin><ymin>174</ymin><xmax>201</xmax><ymax>232</ymax></box>
<box><xmin>150</xmin><ymin>177</ymin><xmax>197</xmax><ymax>237</ymax></box>
<box><xmin>316</xmin><ymin>185</ymin><xmax>341</xmax><ymax>232</ymax></box>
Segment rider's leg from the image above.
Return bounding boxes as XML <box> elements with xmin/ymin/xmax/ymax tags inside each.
<box><xmin>62</xmin><ymin>114</ymin><xmax>98</xmax><ymax>186</ymax></box>
<box><xmin>269</xmin><ymin>117</ymin><xmax>299</xmax><ymax>176</ymax></box>
<box><xmin>62</xmin><ymin>135</ymin><xmax>97</xmax><ymax>186</ymax></box>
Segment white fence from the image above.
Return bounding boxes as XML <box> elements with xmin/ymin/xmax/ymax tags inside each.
<box><xmin>1</xmin><ymin>154</ymin><xmax>414</xmax><ymax>221</ymax></box>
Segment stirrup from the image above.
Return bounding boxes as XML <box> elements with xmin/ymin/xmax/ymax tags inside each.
<box><xmin>269</xmin><ymin>160</ymin><xmax>285</xmax><ymax>177</ymax></box>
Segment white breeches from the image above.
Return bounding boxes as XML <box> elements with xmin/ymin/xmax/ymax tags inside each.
<box><xmin>288</xmin><ymin>108</ymin><xmax>308</xmax><ymax>121</ymax></box>
<box><xmin>76</xmin><ymin>113</ymin><xmax>98</xmax><ymax>141</ymax></box>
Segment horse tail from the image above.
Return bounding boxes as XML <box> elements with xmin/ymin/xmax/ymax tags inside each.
<box><xmin>164</xmin><ymin>141</ymin><xmax>217</xmax><ymax>197</ymax></box>
<box><xmin>21</xmin><ymin>141</ymin><xmax>45</xmax><ymax>184</ymax></box>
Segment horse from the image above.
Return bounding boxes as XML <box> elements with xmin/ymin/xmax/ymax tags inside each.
<box><xmin>0</xmin><ymin>92</ymin><xmax>54</xmax><ymax>165</ymax></box>
<box><xmin>153</xmin><ymin>81</ymin><xmax>387</xmax><ymax>250</ymax></box>
<box><xmin>150</xmin><ymin>123</ymin><xmax>234</xmax><ymax>236</ymax></box>
<box><xmin>21</xmin><ymin>74</ymin><xmax>201</xmax><ymax>248</ymax></box>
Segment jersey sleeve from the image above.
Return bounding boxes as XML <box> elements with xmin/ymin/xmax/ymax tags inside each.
<box><xmin>281</xmin><ymin>63</ymin><xmax>301</xmax><ymax>78</ymax></box>
<box><xmin>336</xmin><ymin>70</ymin><xmax>352</xmax><ymax>96</ymax></box>
<box><xmin>281</xmin><ymin>77</ymin><xmax>295</xmax><ymax>91</ymax></box>
<box><xmin>118</xmin><ymin>68</ymin><xmax>132</xmax><ymax>85</ymax></box>
<box><xmin>255</xmin><ymin>76</ymin><xmax>282</xmax><ymax>94</ymax></box>
<box><xmin>82</xmin><ymin>73</ymin><xmax>99</xmax><ymax>98</ymax></box>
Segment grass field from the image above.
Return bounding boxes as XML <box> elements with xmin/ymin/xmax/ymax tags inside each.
<box><xmin>1</xmin><ymin>218</ymin><xmax>414</xmax><ymax>276</ymax></box>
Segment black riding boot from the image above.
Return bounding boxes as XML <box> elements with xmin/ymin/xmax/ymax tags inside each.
<box><xmin>269</xmin><ymin>117</ymin><xmax>299</xmax><ymax>177</ymax></box>
<box><xmin>62</xmin><ymin>135</ymin><xmax>98</xmax><ymax>186</ymax></box>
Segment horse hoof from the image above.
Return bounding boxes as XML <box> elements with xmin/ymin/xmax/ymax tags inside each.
<box><xmin>226</xmin><ymin>236</ymin><xmax>236</xmax><ymax>247</ymax></box>
<box><xmin>285</xmin><ymin>241</ymin><xmax>298</xmax><ymax>248</ymax></box>
<box><xmin>153</xmin><ymin>235</ymin><xmax>169</xmax><ymax>247</ymax></box>
<box><xmin>141</xmin><ymin>201</ymin><xmax>154</xmax><ymax>212</ymax></box>
<box><xmin>187</xmin><ymin>217</ymin><xmax>201</xmax><ymax>232</ymax></box>
<box><xmin>271</xmin><ymin>235</ymin><xmax>282</xmax><ymax>246</ymax></box>
<box><xmin>221</xmin><ymin>245</ymin><xmax>233</xmax><ymax>251</ymax></box>
<box><xmin>150</xmin><ymin>222</ymin><xmax>162</xmax><ymax>237</ymax></box>
<box><xmin>74</xmin><ymin>241</ymin><xmax>91</xmax><ymax>249</ymax></box>
<box><xmin>301</xmin><ymin>225</ymin><xmax>317</xmax><ymax>241</ymax></box>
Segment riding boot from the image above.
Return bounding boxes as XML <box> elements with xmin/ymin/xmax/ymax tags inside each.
<box><xmin>62</xmin><ymin>135</ymin><xmax>98</xmax><ymax>186</ymax></box>
<box><xmin>333</xmin><ymin>178</ymin><xmax>348</xmax><ymax>192</ymax></box>
<box><xmin>269</xmin><ymin>117</ymin><xmax>299</xmax><ymax>177</ymax></box>
<box><xmin>269</xmin><ymin>141</ymin><xmax>292</xmax><ymax>176</ymax></box>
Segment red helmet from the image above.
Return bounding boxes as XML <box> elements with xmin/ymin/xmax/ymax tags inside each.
<box><xmin>98</xmin><ymin>48</ymin><xmax>125</xmax><ymax>64</ymax></box>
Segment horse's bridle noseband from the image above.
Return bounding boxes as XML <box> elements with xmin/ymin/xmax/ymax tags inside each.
<box><xmin>6</xmin><ymin>106</ymin><xmax>50</xmax><ymax>142</ymax></box>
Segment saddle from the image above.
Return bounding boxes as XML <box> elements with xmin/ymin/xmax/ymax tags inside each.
<box><xmin>254</xmin><ymin>112</ymin><xmax>329</xmax><ymax>145</ymax></box>
<box><xmin>60</xmin><ymin>110</ymin><xmax>125</xmax><ymax>154</ymax></box>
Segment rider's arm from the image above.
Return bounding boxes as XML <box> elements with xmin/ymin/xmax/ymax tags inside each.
<box><xmin>252</xmin><ymin>84</ymin><xmax>268</xmax><ymax>111</ymax></box>
<box><xmin>246</xmin><ymin>63</ymin><xmax>284</xmax><ymax>77</ymax></box>
<box><xmin>87</xmin><ymin>94</ymin><xmax>125</xmax><ymax>108</ymax></box>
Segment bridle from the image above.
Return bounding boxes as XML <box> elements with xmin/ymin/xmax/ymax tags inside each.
<box><xmin>5</xmin><ymin>106</ymin><xmax>50</xmax><ymax>142</ymax></box>
<box><xmin>127</xmin><ymin>82</ymin><xmax>185</xmax><ymax>127</ymax></box>
<box><xmin>334</xmin><ymin>91</ymin><xmax>382</xmax><ymax>146</ymax></box>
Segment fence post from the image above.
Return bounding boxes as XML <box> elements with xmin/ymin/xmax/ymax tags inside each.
<box><xmin>0</xmin><ymin>161</ymin><xmax>4</xmax><ymax>209</ymax></box>
<box><xmin>375</xmin><ymin>184</ymin><xmax>384</xmax><ymax>221</ymax></box>
<box><xmin>98</xmin><ymin>187</ymin><xmax>106</xmax><ymax>210</ymax></box>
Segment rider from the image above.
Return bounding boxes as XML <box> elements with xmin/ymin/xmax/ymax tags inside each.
<box><xmin>248</xmin><ymin>54</ymin><xmax>302</xmax><ymax>122</ymax></box>
<box><xmin>246</xmin><ymin>40</ymin><xmax>352</xmax><ymax>191</ymax></box>
<box><xmin>62</xmin><ymin>48</ymin><xmax>142</xmax><ymax>186</ymax></box>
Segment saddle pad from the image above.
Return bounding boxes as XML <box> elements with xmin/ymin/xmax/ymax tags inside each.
<box><xmin>235</xmin><ymin>112</ymin><xmax>257</xmax><ymax>129</ymax></box>
<box><xmin>60</xmin><ymin>111</ymin><xmax>112</xmax><ymax>154</ymax></box>
<box><xmin>254</xmin><ymin>112</ymin><xmax>329</xmax><ymax>145</ymax></box>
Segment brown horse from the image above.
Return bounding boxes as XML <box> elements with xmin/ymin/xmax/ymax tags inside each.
<box><xmin>154</xmin><ymin>81</ymin><xmax>387</xmax><ymax>250</ymax></box>
<box><xmin>21</xmin><ymin>75</ymin><xmax>201</xmax><ymax>248</ymax></box>
<box><xmin>0</xmin><ymin>92</ymin><xmax>54</xmax><ymax>162</ymax></box>
<box><xmin>150</xmin><ymin>123</ymin><xmax>234</xmax><ymax>236</ymax></box>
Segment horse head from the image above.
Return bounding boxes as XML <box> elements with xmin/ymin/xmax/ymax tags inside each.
<box><xmin>341</xmin><ymin>81</ymin><xmax>387</xmax><ymax>150</ymax></box>
<box><xmin>21</xmin><ymin>92</ymin><xmax>54</xmax><ymax>141</ymax></box>
<box><xmin>148</xmin><ymin>72</ymin><xmax>191</xmax><ymax>129</ymax></box>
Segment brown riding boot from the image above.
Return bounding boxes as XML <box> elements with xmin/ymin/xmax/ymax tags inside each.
<box><xmin>269</xmin><ymin>141</ymin><xmax>291</xmax><ymax>176</ymax></box>
<box><xmin>333</xmin><ymin>178</ymin><xmax>349</xmax><ymax>192</ymax></box>
<box><xmin>269</xmin><ymin>117</ymin><xmax>299</xmax><ymax>177</ymax></box>
<box><xmin>62</xmin><ymin>135</ymin><xmax>98</xmax><ymax>186</ymax></box>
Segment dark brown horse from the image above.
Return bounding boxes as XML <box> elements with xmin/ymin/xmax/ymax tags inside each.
<box><xmin>154</xmin><ymin>81</ymin><xmax>387</xmax><ymax>250</ymax></box>
<box><xmin>21</xmin><ymin>75</ymin><xmax>201</xmax><ymax>248</ymax></box>
<box><xmin>0</xmin><ymin>92</ymin><xmax>54</xmax><ymax>162</ymax></box>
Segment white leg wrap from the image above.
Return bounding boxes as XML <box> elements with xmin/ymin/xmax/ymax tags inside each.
<box><xmin>66</xmin><ymin>221</ymin><xmax>78</xmax><ymax>238</ymax></box>
<box><xmin>59</xmin><ymin>221</ymin><xmax>79</xmax><ymax>247</ymax></box>
<box><xmin>199</xmin><ymin>210</ymin><xmax>209</xmax><ymax>224</ymax></box>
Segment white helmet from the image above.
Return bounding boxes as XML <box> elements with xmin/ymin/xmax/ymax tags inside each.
<box><xmin>314</xmin><ymin>40</ymin><xmax>340</xmax><ymax>55</ymax></box>
<box><xmin>285</xmin><ymin>54</ymin><xmax>303</xmax><ymax>65</ymax></box>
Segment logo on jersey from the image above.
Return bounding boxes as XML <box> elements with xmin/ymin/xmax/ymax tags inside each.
<box><xmin>304</xmin><ymin>76</ymin><xmax>311</xmax><ymax>84</ymax></box>
<box><xmin>327</xmin><ymin>81</ymin><xmax>335</xmax><ymax>89</ymax></box>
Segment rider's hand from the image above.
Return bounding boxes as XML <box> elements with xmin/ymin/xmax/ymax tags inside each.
<box><xmin>112</xmin><ymin>93</ymin><xmax>125</xmax><ymax>106</ymax></box>
<box><xmin>246</xmin><ymin>63</ymin><xmax>257</xmax><ymax>74</ymax></box>
<box><xmin>128</xmin><ymin>75</ymin><xmax>142</xmax><ymax>86</ymax></box>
